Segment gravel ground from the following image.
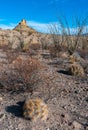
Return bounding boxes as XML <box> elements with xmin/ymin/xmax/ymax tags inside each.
<box><xmin>0</xmin><ymin>49</ymin><xmax>88</xmax><ymax>130</ymax></box>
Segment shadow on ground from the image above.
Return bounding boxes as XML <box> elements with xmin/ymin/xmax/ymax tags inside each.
<box><xmin>6</xmin><ymin>101</ymin><xmax>24</xmax><ymax>118</ymax></box>
<box><xmin>57</xmin><ymin>70</ymin><xmax>71</xmax><ymax>75</ymax></box>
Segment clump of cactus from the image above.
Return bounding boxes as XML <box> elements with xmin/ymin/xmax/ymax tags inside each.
<box><xmin>68</xmin><ymin>63</ymin><xmax>84</xmax><ymax>76</ymax></box>
<box><xmin>23</xmin><ymin>98</ymin><xmax>48</xmax><ymax>121</ymax></box>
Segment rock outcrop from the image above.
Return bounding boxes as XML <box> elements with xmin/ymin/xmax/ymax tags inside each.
<box><xmin>13</xmin><ymin>19</ymin><xmax>36</xmax><ymax>34</ymax></box>
<box><xmin>0</xmin><ymin>19</ymin><xmax>53</xmax><ymax>49</ymax></box>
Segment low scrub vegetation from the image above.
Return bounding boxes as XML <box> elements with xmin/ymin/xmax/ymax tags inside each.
<box><xmin>0</xmin><ymin>53</ymin><xmax>43</xmax><ymax>93</ymax></box>
<box><xmin>48</xmin><ymin>15</ymin><xmax>88</xmax><ymax>57</ymax></box>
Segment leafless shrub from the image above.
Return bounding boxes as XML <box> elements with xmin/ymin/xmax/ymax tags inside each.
<box><xmin>82</xmin><ymin>39</ymin><xmax>88</xmax><ymax>50</ymax></box>
<box><xmin>78</xmin><ymin>49</ymin><xmax>88</xmax><ymax>59</ymax></box>
<box><xmin>0</xmin><ymin>56</ymin><xmax>43</xmax><ymax>93</ymax></box>
<box><xmin>29</xmin><ymin>43</ymin><xmax>41</xmax><ymax>50</ymax></box>
<box><xmin>40</xmin><ymin>35</ymin><xmax>51</xmax><ymax>50</ymax></box>
<box><xmin>75</xmin><ymin>36</ymin><xmax>88</xmax><ymax>59</ymax></box>
<box><xmin>49</xmin><ymin>44</ymin><xmax>67</xmax><ymax>57</ymax></box>
<box><xmin>11</xmin><ymin>57</ymin><xmax>43</xmax><ymax>93</ymax></box>
<box><xmin>6</xmin><ymin>50</ymin><xmax>20</xmax><ymax>64</ymax></box>
<box><xmin>0</xmin><ymin>45</ymin><xmax>9</xmax><ymax>51</ymax></box>
<box><xmin>48</xmin><ymin>15</ymin><xmax>88</xmax><ymax>56</ymax></box>
<box><xmin>48</xmin><ymin>24</ymin><xmax>66</xmax><ymax>57</ymax></box>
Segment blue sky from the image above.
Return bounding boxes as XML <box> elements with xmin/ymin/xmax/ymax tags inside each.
<box><xmin>0</xmin><ymin>0</ymin><xmax>88</xmax><ymax>33</ymax></box>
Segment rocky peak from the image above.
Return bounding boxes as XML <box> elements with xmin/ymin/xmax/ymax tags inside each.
<box><xmin>13</xmin><ymin>19</ymin><xmax>36</xmax><ymax>34</ymax></box>
<box><xmin>19</xmin><ymin>19</ymin><xmax>27</xmax><ymax>26</ymax></box>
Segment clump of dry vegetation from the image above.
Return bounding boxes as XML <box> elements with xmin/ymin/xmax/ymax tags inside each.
<box><xmin>0</xmin><ymin>52</ymin><xmax>43</xmax><ymax>93</ymax></box>
<box><xmin>48</xmin><ymin>16</ymin><xmax>88</xmax><ymax>58</ymax></box>
<box><xmin>23</xmin><ymin>98</ymin><xmax>48</xmax><ymax>121</ymax></box>
<box><xmin>29</xmin><ymin>43</ymin><xmax>41</xmax><ymax>50</ymax></box>
<box><xmin>11</xmin><ymin>56</ymin><xmax>43</xmax><ymax>92</ymax></box>
<box><xmin>68</xmin><ymin>63</ymin><xmax>85</xmax><ymax>76</ymax></box>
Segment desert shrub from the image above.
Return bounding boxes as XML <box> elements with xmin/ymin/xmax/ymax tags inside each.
<box><xmin>48</xmin><ymin>15</ymin><xmax>88</xmax><ymax>56</ymax></box>
<box><xmin>59</xmin><ymin>16</ymin><xmax>88</xmax><ymax>55</ymax></box>
<box><xmin>49</xmin><ymin>45</ymin><xmax>60</xmax><ymax>58</ymax></box>
<box><xmin>78</xmin><ymin>49</ymin><xmax>88</xmax><ymax>59</ymax></box>
<box><xmin>0</xmin><ymin>56</ymin><xmax>43</xmax><ymax>93</ymax></box>
<box><xmin>48</xmin><ymin>24</ymin><xmax>66</xmax><ymax>57</ymax></box>
<box><xmin>22</xmin><ymin>44</ymin><xmax>30</xmax><ymax>52</ymax></box>
<box><xmin>23</xmin><ymin>98</ymin><xmax>48</xmax><ymax>121</ymax></box>
<box><xmin>29</xmin><ymin>43</ymin><xmax>41</xmax><ymax>50</ymax></box>
<box><xmin>41</xmin><ymin>42</ymin><xmax>49</xmax><ymax>50</ymax></box>
<box><xmin>6</xmin><ymin>50</ymin><xmax>20</xmax><ymax>64</ymax></box>
<box><xmin>22</xmin><ymin>43</ymin><xmax>41</xmax><ymax>52</ymax></box>
<box><xmin>19</xmin><ymin>41</ymin><xmax>24</xmax><ymax>50</ymax></box>
<box><xmin>68</xmin><ymin>63</ymin><xmax>84</xmax><ymax>76</ymax></box>
<box><xmin>49</xmin><ymin>44</ymin><xmax>67</xmax><ymax>58</ymax></box>
<box><xmin>78</xmin><ymin>37</ymin><xmax>88</xmax><ymax>59</ymax></box>
<box><xmin>80</xmin><ymin>36</ymin><xmax>88</xmax><ymax>50</ymax></box>
<box><xmin>0</xmin><ymin>45</ymin><xmax>9</xmax><ymax>50</ymax></box>
<box><xmin>40</xmin><ymin>36</ymin><xmax>51</xmax><ymax>50</ymax></box>
<box><xmin>12</xmin><ymin>57</ymin><xmax>43</xmax><ymax>92</ymax></box>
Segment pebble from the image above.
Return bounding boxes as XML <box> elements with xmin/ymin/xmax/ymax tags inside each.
<box><xmin>0</xmin><ymin>97</ymin><xmax>3</xmax><ymax>101</ymax></box>
<box><xmin>46</xmin><ymin>128</ymin><xmax>50</xmax><ymax>130</ymax></box>
<box><xmin>0</xmin><ymin>113</ymin><xmax>5</xmax><ymax>121</ymax></box>
<box><xmin>72</xmin><ymin>121</ymin><xmax>83</xmax><ymax>129</ymax></box>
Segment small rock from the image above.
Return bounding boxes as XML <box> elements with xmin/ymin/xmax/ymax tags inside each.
<box><xmin>72</xmin><ymin>121</ymin><xmax>83</xmax><ymax>129</ymax></box>
<box><xmin>46</xmin><ymin>128</ymin><xmax>50</xmax><ymax>130</ymax></box>
<box><xmin>61</xmin><ymin>113</ymin><xmax>71</xmax><ymax>123</ymax></box>
<box><xmin>64</xmin><ymin>113</ymin><xmax>71</xmax><ymax>122</ymax></box>
<box><xmin>0</xmin><ymin>113</ymin><xmax>5</xmax><ymax>121</ymax></box>
<box><xmin>85</xmin><ymin>97</ymin><xmax>88</xmax><ymax>102</ymax></box>
<box><xmin>0</xmin><ymin>97</ymin><xmax>3</xmax><ymax>101</ymax></box>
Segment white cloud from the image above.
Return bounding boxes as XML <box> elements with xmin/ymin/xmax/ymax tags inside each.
<box><xmin>0</xmin><ymin>23</ymin><xmax>16</xmax><ymax>30</ymax></box>
<box><xmin>27</xmin><ymin>21</ymin><xmax>53</xmax><ymax>33</ymax></box>
<box><xmin>0</xmin><ymin>20</ymin><xmax>52</xmax><ymax>33</ymax></box>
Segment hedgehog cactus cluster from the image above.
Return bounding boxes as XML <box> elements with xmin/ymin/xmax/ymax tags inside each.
<box><xmin>68</xmin><ymin>63</ymin><xmax>84</xmax><ymax>76</ymax></box>
<box><xmin>23</xmin><ymin>98</ymin><xmax>48</xmax><ymax>121</ymax></box>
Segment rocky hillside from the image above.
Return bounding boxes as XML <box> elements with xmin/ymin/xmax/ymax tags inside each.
<box><xmin>0</xmin><ymin>20</ymin><xmax>88</xmax><ymax>52</ymax></box>
<box><xmin>0</xmin><ymin>20</ymin><xmax>53</xmax><ymax>49</ymax></box>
